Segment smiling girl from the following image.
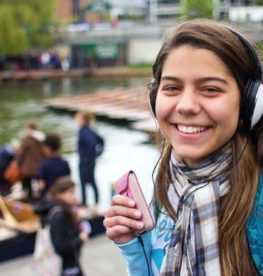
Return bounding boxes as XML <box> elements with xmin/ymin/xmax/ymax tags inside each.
<box><xmin>104</xmin><ymin>19</ymin><xmax>263</xmax><ymax>275</ymax></box>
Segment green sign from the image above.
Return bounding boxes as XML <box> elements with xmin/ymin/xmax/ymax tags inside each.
<box><xmin>96</xmin><ymin>44</ymin><xmax>118</xmax><ymax>58</ymax></box>
<box><xmin>79</xmin><ymin>42</ymin><xmax>119</xmax><ymax>59</ymax></box>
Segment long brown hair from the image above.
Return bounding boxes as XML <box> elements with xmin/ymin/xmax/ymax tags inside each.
<box><xmin>151</xmin><ymin>19</ymin><xmax>261</xmax><ymax>275</ymax></box>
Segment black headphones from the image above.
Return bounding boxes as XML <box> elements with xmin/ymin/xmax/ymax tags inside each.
<box><xmin>148</xmin><ymin>27</ymin><xmax>263</xmax><ymax>132</ymax></box>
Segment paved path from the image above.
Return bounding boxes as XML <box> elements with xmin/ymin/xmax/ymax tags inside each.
<box><xmin>0</xmin><ymin>235</ymin><xmax>127</xmax><ymax>276</ymax></box>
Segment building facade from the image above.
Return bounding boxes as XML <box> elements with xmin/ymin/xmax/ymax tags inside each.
<box><xmin>55</xmin><ymin>0</ymin><xmax>91</xmax><ymax>21</ymax></box>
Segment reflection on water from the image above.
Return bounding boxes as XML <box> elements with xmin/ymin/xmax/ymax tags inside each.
<box><xmin>0</xmin><ymin>77</ymin><xmax>150</xmax><ymax>145</ymax></box>
<box><xmin>0</xmin><ymin>77</ymin><xmax>159</xmax><ymax>209</ymax></box>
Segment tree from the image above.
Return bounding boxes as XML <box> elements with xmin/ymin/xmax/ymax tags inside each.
<box><xmin>0</xmin><ymin>0</ymin><xmax>57</xmax><ymax>55</ymax></box>
<box><xmin>181</xmin><ymin>0</ymin><xmax>214</xmax><ymax>19</ymax></box>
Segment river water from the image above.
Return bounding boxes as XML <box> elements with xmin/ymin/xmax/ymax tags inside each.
<box><xmin>0</xmin><ymin>77</ymin><xmax>159</xmax><ymax>210</ymax></box>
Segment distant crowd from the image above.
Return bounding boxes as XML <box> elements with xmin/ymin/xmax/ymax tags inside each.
<box><xmin>0</xmin><ymin>51</ymin><xmax>70</xmax><ymax>72</ymax></box>
<box><xmin>0</xmin><ymin>111</ymin><xmax>104</xmax><ymax>207</ymax></box>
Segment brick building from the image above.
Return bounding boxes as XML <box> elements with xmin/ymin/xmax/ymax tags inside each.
<box><xmin>55</xmin><ymin>0</ymin><xmax>91</xmax><ymax>21</ymax></box>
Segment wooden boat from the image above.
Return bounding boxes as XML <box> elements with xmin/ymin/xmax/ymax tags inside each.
<box><xmin>0</xmin><ymin>197</ymin><xmax>105</xmax><ymax>263</ymax></box>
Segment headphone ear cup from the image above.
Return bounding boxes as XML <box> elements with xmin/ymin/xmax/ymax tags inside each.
<box><xmin>241</xmin><ymin>80</ymin><xmax>261</xmax><ymax>131</ymax></box>
<box><xmin>250</xmin><ymin>82</ymin><xmax>263</xmax><ymax>129</ymax></box>
<box><xmin>240</xmin><ymin>80</ymin><xmax>254</xmax><ymax>132</ymax></box>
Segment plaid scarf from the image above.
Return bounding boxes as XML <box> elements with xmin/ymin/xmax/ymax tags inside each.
<box><xmin>160</xmin><ymin>144</ymin><xmax>232</xmax><ymax>276</ymax></box>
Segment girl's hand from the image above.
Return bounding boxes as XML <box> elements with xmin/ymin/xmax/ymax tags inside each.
<box><xmin>103</xmin><ymin>195</ymin><xmax>144</xmax><ymax>244</ymax></box>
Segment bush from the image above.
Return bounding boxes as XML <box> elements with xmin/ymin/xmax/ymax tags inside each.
<box><xmin>181</xmin><ymin>0</ymin><xmax>214</xmax><ymax>19</ymax></box>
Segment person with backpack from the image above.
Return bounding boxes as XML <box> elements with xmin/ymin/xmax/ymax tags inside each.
<box><xmin>75</xmin><ymin>111</ymin><xmax>104</xmax><ymax>206</ymax></box>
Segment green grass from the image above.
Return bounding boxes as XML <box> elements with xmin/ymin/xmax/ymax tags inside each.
<box><xmin>128</xmin><ymin>63</ymin><xmax>152</xmax><ymax>69</ymax></box>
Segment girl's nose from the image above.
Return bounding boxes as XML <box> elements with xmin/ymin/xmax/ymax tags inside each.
<box><xmin>176</xmin><ymin>88</ymin><xmax>201</xmax><ymax>115</ymax></box>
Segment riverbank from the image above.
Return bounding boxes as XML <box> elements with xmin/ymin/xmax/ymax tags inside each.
<box><xmin>0</xmin><ymin>66</ymin><xmax>151</xmax><ymax>81</ymax></box>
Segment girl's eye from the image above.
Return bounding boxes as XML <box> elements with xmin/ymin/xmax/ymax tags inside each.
<box><xmin>161</xmin><ymin>84</ymin><xmax>180</xmax><ymax>92</ymax></box>
<box><xmin>201</xmin><ymin>86</ymin><xmax>223</xmax><ymax>94</ymax></box>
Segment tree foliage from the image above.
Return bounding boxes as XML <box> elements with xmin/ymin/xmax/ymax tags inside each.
<box><xmin>181</xmin><ymin>0</ymin><xmax>214</xmax><ymax>19</ymax></box>
<box><xmin>0</xmin><ymin>0</ymin><xmax>56</xmax><ymax>55</ymax></box>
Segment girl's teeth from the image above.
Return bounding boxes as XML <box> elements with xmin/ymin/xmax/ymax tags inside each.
<box><xmin>177</xmin><ymin>125</ymin><xmax>206</xmax><ymax>134</ymax></box>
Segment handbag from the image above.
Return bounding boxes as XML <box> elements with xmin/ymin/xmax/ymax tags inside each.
<box><xmin>4</xmin><ymin>160</ymin><xmax>23</xmax><ymax>184</ymax></box>
<box><xmin>33</xmin><ymin>226</ymin><xmax>61</xmax><ymax>276</ymax></box>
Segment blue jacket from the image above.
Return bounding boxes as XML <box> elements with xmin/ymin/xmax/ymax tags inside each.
<box><xmin>247</xmin><ymin>174</ymin><xmax>263</xmax><ymax>275</ymax></box>
<box><xmin>77</xmin><ymin>126</ymin><xmax>104</xmax><ymax>162</ymax></box>
<box><xmin>118</xmin><ymin>209</ymin><xmax>174</xmax><ymax>276</ymax></box>
<box><xmin>118</xmin><ymin>176</ymin><xmax>263</xmax><ymax>276</ymax></box>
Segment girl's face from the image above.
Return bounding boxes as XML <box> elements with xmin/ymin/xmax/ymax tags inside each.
<box><xmin>57</xmin><ymin>187</ymin><xmax>78</xmax><ymax>206</ymax></box>
<box><xmin>156</xmin><ymin>45</ymin><xmax>240</xmax><ymax>165</ymax></box>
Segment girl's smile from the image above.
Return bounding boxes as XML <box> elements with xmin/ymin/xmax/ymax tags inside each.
<box><xmin>170</xmin><ymin>122</ymin><xmax>213</xmax><ymax>146</ymax></box>
<box><xmin>175</xmin><ymin>125</ymin><xmax>209</xmax><ymax>134</ymax></box>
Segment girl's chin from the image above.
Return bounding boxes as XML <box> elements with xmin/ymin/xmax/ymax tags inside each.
<box><xmin>173</xmin><ymin>149</ymin><xmax>211</xmax><ymax>165</ymax></box>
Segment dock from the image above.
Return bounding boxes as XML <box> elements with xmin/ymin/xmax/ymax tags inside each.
<box><xmin>45</xmin><ymin>88</ymin><xmax>158</xmax><ymax>134</ymax></box>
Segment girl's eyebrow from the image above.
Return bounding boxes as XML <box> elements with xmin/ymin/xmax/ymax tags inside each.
<box><xmin>196</xmin><ymin>77</ymin><xmax>228</xmax><ymax>85</ymax></box>
<box><xmin>161</xmin><ymin>76</ymin><xmax>181</xmax><ymax>82</ymax></box>
<box><xmin>161</xmin><ymin>75</ymin><xmax>228</xmax><ymax>85</ymax></box>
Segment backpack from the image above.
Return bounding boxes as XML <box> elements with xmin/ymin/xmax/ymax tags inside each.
<box><xmin>95</xmin><ymin>133</ymin><xmax>104</xmax><ymax>158</ymax></box>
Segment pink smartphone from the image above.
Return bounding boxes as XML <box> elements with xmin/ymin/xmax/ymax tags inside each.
<box><xmin>114</xmin><ymin>170</ymin><xmax>155</xmax><ymax>232</ymax></box>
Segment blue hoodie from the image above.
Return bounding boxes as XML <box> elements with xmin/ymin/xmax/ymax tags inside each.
<box><xmin>247</xmin><ymin>175</ymin><xmax>263</xmax><ymax>275</ymax></box>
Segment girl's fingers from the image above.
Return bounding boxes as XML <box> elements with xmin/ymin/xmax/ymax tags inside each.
<box><xmin>106</xmin><ymin>225</ymin><xmax>138</xmax><ymax>240</ymax></box>
<box><xmin>104</xmin><ymin>215</ymin><xmax>144</xmax><ymax>231</ymax></box>
<box><xmin>105</xmin><ymin>205</ymin><xmax>142</xmax><ymax>220</ymax></box>
<box><xmin>111</xmin><ymin>195</ymin><xmax>135</xmax><ymax>207</ymax></box>
<box><xmin>103</xmin><ymin>194</ymin><xmax>144</xmax><ymax>242</ymax></box>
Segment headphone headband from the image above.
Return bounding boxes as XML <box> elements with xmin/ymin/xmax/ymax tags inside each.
<box><xmin>227</xmin><ymin>27</ymin><xmax>262</xmax><ymax>80</ymax></box>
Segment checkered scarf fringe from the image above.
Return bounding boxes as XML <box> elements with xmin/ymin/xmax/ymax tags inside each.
<box><xmin>160</xmin><ymin>145</ymin><xmax>232</xmax><ymax>276</ymax></box>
